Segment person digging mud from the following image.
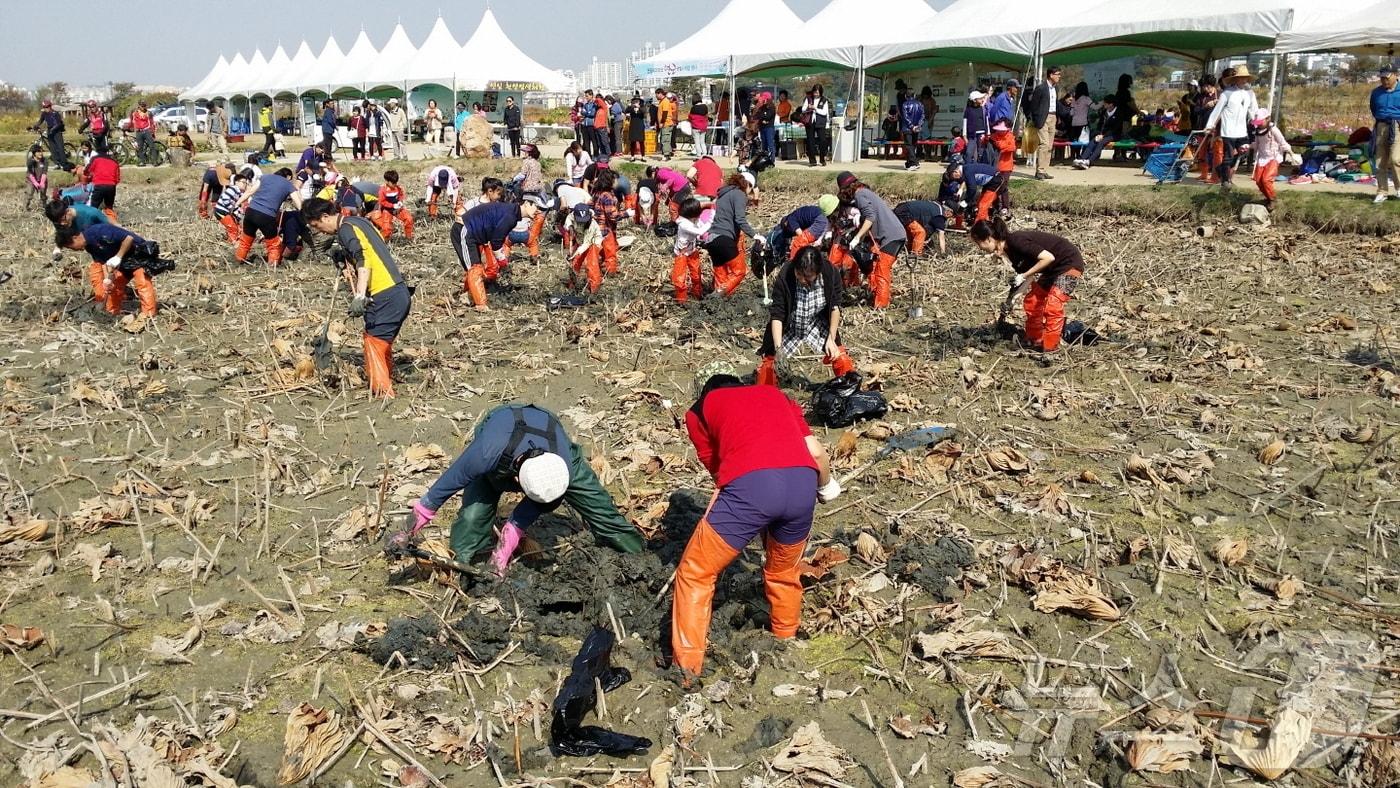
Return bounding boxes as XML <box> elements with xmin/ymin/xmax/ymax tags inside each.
<box><xmin>302</xmin><ymin>198</ymin><xmax>413</xmax><ymax>398</ymax></box>
<box><xmin>672</xmin><ymin>363</ymin><xmax>841</xmax><ymax>683</ymax></box>
<box><xmin>55</xmin><ymin>222</ymin><xmax>162</xmax><ymax>318</ymax></box>
<box><xmin>755</xmin><ymin>246</ymin><xmax>855</xmax><ymax>386</ymax></box>
<box><xmin>46</xmin><ymin>198</ymin><xmax>114</xmax><ymax>299</ymax></box>
<box><xmin>970</xmin><ymin>216</ymin><xmax>1085</xmax><ymax>354</ymax></box>
<box><xmin>388</xmin><ymin>404</ymin><xmax>644</xmax><ymax>577</ymax></box>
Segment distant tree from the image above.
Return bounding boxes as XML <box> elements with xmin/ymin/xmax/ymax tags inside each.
<box><xmin>667</xmin><ymin>77</ymin><xmax>703</xmax><ymax>102</ymax></box>
<box><xmin>1347</xmin><ymin>55</ymin><xmax>1386</xmax><ymax>85</ymax></box>
<box><xmin>0</xmin><ymin>85</ymin><xmax>33</xmax><ymax>113</ymax></box>
<box><xmin>113</xmin><ymin>91</ymin><xmax>179</xmax><ymax>119</ymax></box>
<box><xmin>110</xmin><ymin>82</ymin><xmax>136</xmax><ymax>102</ymax></box>
<box><xmin>36</xmin><ymin>81</ymin><xmax>69</xmax><ymax>103</ymax></box>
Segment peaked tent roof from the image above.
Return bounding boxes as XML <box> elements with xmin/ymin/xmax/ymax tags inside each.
<box><xmin>363</xmin><ymin>23</ymin><xmax>419</xmax><ymax>91</ymax></box>
<box><xmin>732</xmin><ymin>0</ymin><xmax>937</xmax><ymax>75</ymax></box>
<box><xmin>328</xmin><ymin>30</ymin><xmax>382</xmax><ymax>93</ymax></box>
<box><xmin>229</xmin><ymin>49</ymin><xmax>268</xmax><ymax>98</ymax></box>
<box><xmin>180</xmin><ymin>55</ymin><xmax>228</xmax><ymax>101</ymax></box>
<box><xmin>403</xmin><ymin>16</ymin><xmax>463</xmax><ymax>87</ymax></box>
<box><xmin>635</xmin><ymin>0</ymin><xmax>805</xmax><ymax>78</ymax></box>
<box><xmin>1038</xmin><ymin>0</ymin><xmax>1331</xmax><ymax>64</ymax></box>
<box><xmin>1277</xmin><ymin>0</ymin><xmax>1400</xmax><ymax>52</ymax></box>
<box><xmin>256</xmin><ymin>45</ymin><xmax>293</xmax><ymax>97</ymax></box>
<box><xmin>275</xmin><ymin>41</ymin><xmax>318</xmax><ymax>95</ymax></box>
<box><xmin>207</xmin><ymin>52</ymin><xmax>250</xmax><ymax>99</ymax></box>
<box><xmin>455</xmin><ymin>9</ymin><xmax>570</xmax><ymax>91</ymax></box>
<box><xmin>298</xmin><ymin>35</ymin><xmax>347</xmax><ymax>94</ymax></box>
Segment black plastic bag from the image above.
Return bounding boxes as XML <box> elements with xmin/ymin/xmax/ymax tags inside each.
<box><xmin>811</xmin><ymin>372</ymin><xmax>887</xmax><ymax>428</ymax></box>
<box><xmin>549</xmin><ymin>627</ymin><xmax>652</xmax><ymax>758</ymax></box>
<box><xmin>654</xmin><ymin>221</ymin><xmax>678</xmax><ymax>238</ymax></box>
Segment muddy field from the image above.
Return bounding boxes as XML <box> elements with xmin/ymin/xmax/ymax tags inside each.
<box><xmin>0</xmin><ymin>159</ymin><xmax>1398</xmax><ymax>788</ymax></box>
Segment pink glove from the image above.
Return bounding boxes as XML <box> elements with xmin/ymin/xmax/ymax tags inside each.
<box><xmin>409</xmin><ymin>501</ymin><xmax>436</xmax><ymax>534</ymax></box>
<box><xmin>489</xmin><ymin>521</ymin><xmax>524</xmax><ymax>577</ymax></box>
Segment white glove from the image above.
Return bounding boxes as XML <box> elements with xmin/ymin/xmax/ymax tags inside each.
<box><xmin>51</xmin><ymin>247</ymin><xmax>63</xmax><ymax>262</ymax></box>
<box><xmin>817</xmin><ymin>478</ymin><xmax>843</xmax><ymax>503</ymax></box>
<box><xmin>1013</xmin><ymin>273</ymin><xmax>1026</xmax><ymax>287</ymax></box>
<box><xmin>493</xmin><ymin>248</ymin><xmax>507</xmax><ymax>263</ymax></box>
<box><xmin>106</xmin><ymin>256</ymin><xmax>123</xmax><ymax>270</ymax></box>
<box><xmin>753</xmin><ymin>234</ymin><xmax>766</xmax><ymax>248</ymax></box>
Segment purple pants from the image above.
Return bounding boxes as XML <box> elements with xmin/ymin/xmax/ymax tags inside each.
<box><xmin>708</xmin><ymin>467</ymin><xmax>818</xmax><ymax>550</ymax></box>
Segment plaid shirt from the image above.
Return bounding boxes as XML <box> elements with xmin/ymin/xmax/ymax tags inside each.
<box><xmin>783</xmin><ymin>282</ymin><xmax>828</xmax><ymax>356</ymax></box>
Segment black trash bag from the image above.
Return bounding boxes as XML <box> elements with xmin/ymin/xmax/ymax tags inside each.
<box><xmin>749</xmin><ymin>235</ymin><xmax>777</xmax><ymax>277</ymax></box>
<box><xmin>1061</xmin><ymin>320</ymin><xmax>1108</xmax><ymax>346</ymax></box>
<box><xmin>654</xmin><ymin>222</ymin><xmax>679</xmax><ymax>238</ymax></box>
<box><xmin>811</xmin><ymin>372</ymin><xmax>888</xmax><ymax>428</ymax></box>
<box><xmin>550</xmin><ymin>627</ymin><xmax>652</xmax><ymax>758</ymax></box>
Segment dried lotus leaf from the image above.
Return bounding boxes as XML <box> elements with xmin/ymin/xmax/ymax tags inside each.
<box><xmin>854</xmin><ymin>532</ymin><xmax>885</xmax><ymax>564</ymax></box>
<box><xmin>1211</xmin><ymin>537</ymin><xmax>1249</xmax><ymax>567</ymax></box>
<box><xmin>1257</xmin><ymin>438</ymin><xmax>1286</xmax><ymax>465</ymax></box>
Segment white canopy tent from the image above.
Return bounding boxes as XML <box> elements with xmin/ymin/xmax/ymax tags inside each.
<box><xmin>730</xmin><ymin>0</ymin><xmax>937</xmax><ymax>75</ymax></box>
<box><xmin>1277</xmin><ymin>0</ymin><xmax>1400</xmax><ymax>53</ymax></box>
<box><xmin>455</xmin><ymin>9</ymin><xmax>570</xmax><ymax>91</ymax></box>
<box><xmin>234</xmin><ymin>49</ymin><xmax>269</xmax><ymax>99</ymax></box>
<box><xmin>179</xmin><ymin>55</ymin><xmax>227</xmax><ymax>102</ymax></box>
<box><xmin>328</xmin><ymin>30</ymin><xmax>382</xmax><ymax>95</ymax></box>
<box><xmin>255</xmin><ymin>45</ymin><xmax>293</xmax><ymax>99</ymax></box>
<box><xmin>634</xmin><ymin>0</ymin><xmax>805</xmax><ymax>79</ymax></box>
<box><xmin>298</xmin><ymin>36</ymin><xmax>346</xmax><ymax>95</ymax></box>
<box><xmin>403</xmin><ymin>16</ymin><xmax>463</xmax><ymax>89</ymax></box>
<box><xmin>205</xmin><ymin>52</ymin><xmax>249</xmax><ymax>100</ymax></box>
<box><xmin>363</xmin><ymin>23</ymin><xmax>419</xmax><ymax>97</ymax></box>
<box><xmin>277</xmin><ymin>41</ymin><xmax>318</xmax><ymax>96</ymax></box>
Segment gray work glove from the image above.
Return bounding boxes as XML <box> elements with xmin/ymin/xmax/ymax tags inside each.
<box><xmin>347</xmin><ymin>295</ymin><xmax>368</xmax><ymax>317</ymax></box>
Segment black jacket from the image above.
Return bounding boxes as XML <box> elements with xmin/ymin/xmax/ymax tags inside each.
<box><xmin>760</xmin><ymin>259</ymin><xmax>844</xmax><ymax>357</ymax></box>
<box><xmin>1024</xmin><ymin>82</ymin><xmax>1053</xmax><ymax>128</ymax></box>
<box><xmin>1096</xmin><ymin>107</ymin><xmax>1126</xmax><ymax>140</ymax></box>
<box><xmin>504</xmin><ymin>105</ymin><xmax>521</xmax><ymax>130</ymax></box>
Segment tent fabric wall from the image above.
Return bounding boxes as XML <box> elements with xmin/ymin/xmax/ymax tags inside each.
<box><xmin>179</xmin><ymin>56</ymin><xmax>227</xmax><ymax>101</ymax></box>
<box><xmin>298</xmin><ymin>36</ymin><xmax>346</xmax><ymax>95</ymax></box>
<box><xmin>455</xmin><ymin>9</ymin><xmax>570</xmax><ymax>91</ymax></box>
<box><xmin>329</xmin><ymin>31</ymin><xmax>382</xmax><ymax>94</ymax></box>
<box><xmin>634</xmin><ymin>0</ymin><xmax>805</xmax><ymax>78</ymax></box>
<box><xmin>260</xmin><ymin>46</ymin><xmax>295</xmax><ymax>99</ymax></box>
<box><xmin>732</xmin><ymin>0</ymin><xmax>937</xmax><ymax>75</ymax></box>
<box><xmin>1038</xmin><ymin>0</ymin><xmax>1304</xmax><ymax>64</ymax></box>
<box><xmin>404</xmin><ymin>17</ymin><xmax>463</xmax><ymax>89</ymax></box>
<box><xmin>363</xmin><ymin>24</ymin><xmax>419</xmax><ymax>95</ymax></box>
<box><xmin>1277</xmin><ymin>0</ymin><xmax>1400</xmax><ymax>53</ymax></box>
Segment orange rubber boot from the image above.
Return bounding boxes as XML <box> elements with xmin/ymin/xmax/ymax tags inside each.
<box><xmin>87</xmin><ymin>262</ymin><xmax>106</xmax><ymax>303</ymax></box>
<box><xmin>905</xmin><ymin>222</ymin><xmax>926</xmax><ymax>255</ymax></box>
<box><xmin>1022</xmin><ymin>284</ymin><xmax>1046</xmax><ymax>349</ymax></box>
<box><xmin>1039</xmin><ymin>286</ymin><xmax>1071</xmax><ymax>352</ymax></box>
<box><xmin>131</xmin><ymin>270</ymin><xmax>158</xmax><ymax>317</ymax></box>
<box><xmin>465</xmin><ymin>267</ymin><xmax>489</xmax><ymax>309</ymax></box>
<box><xmin>103</xmin><ymin>209</ymin><xmax>118</xmax><ymax>223</ymax></box>
<box><xmin>764</xmin><ymin>536</ymin><xmax>808</xmax><ymax>638</ymax></box>
<box><xmin>219</xmin><ymin>215</ymin><xmax>241</xmax><ymax>244</ymax></box>
<box><xmin>234</xmin><ymin>232</ymin><xmax>255</xmax><ymax>262</ymax></box>
<box><xmin>573</xmin><ymin>247</ymin><xmax>602</xmax><ymax>292</ymax></box>
<box><xmin>197</xmin><ymin>199</ymin><xmax>209</xmax><ymax>219</ymax></box>
<box><xmin>870</xmin><ymin>249</ymin><xmax>895</xmax><ymax>308</ymax></box>
<box><xmin>756</xmin><ymin>355</ymin><xmax>779</xmax><ymax>386</ymax></box>
<box><xmin>671</xmin><ymin>254</ymin><xmax>692</xmax><ymax>302</ymax></box>
<box><xmin>788</xmin><ymin>229</ymin><xmax>814</xmax><ymax>261</ymax></box>
<box><xmin>975</xmin><ymin>188</ymin><xmax>998</xmax><ymax>223</ymax></box>
<box><xmin>602</xmin><ymin>233</ymin><xmax>619</xmax><ymax>275</ymax></box>
<box><xmin>671</xmin><ymin>518</ymin><xmax>741</xmax><ymax>676</ymax></box>
<box><xmin>363</xmin><ymin>334</ymin><xmax>396</xmax><ymax>398</ymax></box>
<box><xmin>478</xmin><ymin>244</ymin><xmax>499</xmax><ymax>281</ymax></box>
<box><xmin>264</xmin><ymin>235</ymin><xmax>285</xmax><ymax>267</ymax></box>
<box><xmin>716</xmin><ymin>237</ymin><xmax>748</xmax><ymax>297</ymax></box>
<box><xmin>104</xmin><ymin>271</ymin><xmax>130</xmax><ymax>314</ymax></box>
<box><xmin>527</xmin><ymin>212</ymin><xmax>545</xmax><ymax>259</ymax></box>
<box><xmin>398</xmin><ymin>208</ymin><xmax>415</xmax><ymax>240</ymax></box>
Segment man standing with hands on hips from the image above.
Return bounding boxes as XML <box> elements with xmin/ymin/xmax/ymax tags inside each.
<box><xmin>1024</xmin><ymin>66</ymin><xmax>1061</xmax><ymax>180</ymax></box>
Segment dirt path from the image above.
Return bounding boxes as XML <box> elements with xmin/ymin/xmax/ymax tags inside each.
<box><xmin>0</xmin><ymin>161</ymin><xmax>1397</xmax><ymax>787</ymax></box>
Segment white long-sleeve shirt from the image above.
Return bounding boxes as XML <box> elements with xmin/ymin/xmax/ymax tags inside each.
<box><xmin>674</xmin><ymin>208</ymin><xmax>715</xmax><ymax>255</ymax></box>
<box><xmin>1206</xmin><ymin>86</ymin><xmax>1260</xmax><ymax>139</ymax></box>
<box><xmin>1252</xmin><ymin>125</ymin><xmax>1291</xmax><ymax>166</ymax></box>
<box><xmin>425</xmin><ymin>166</ymin><xmax>459</xmax><ymax>201</ymax></box>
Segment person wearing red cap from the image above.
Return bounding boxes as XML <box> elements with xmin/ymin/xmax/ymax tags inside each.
<box><xmin>32</xmin><ymin>100</ymin><xmax>72</xmax><ymax>171</ymax></box>
<box><xmin>671</xmin><ymin>365</ymin><xmax>840</xmax><ymax>681</ymax></box>
<box><xmin>835</xmin><ymin>172</ymin><xmax>905</xmax><ymax>308</ymax></box>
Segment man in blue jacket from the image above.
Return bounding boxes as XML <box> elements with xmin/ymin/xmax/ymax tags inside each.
<box><xmin>1372</xmin><ymin>63</ymin><xmax>1400</xmax><ymax>204</ymax></box>
<box><xmin>387</xmin><ymin>404</ymin><xmax>644</xmax><ymax>576</ymax></box>
<box><xmin>900</xmin><ymin>90</ymin><xmax>925</xmax><ymax>171</ymax></box>
<box><xmin>320</xmin><ymin>101</ymin><xmax>338</xmax><ymax>161</ymax></box>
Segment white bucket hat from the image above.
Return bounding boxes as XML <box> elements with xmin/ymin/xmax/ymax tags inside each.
<box><xmin>518</xmin><ymin>453</ymin><xmax>569</xmax><ymax>503</ymax></box>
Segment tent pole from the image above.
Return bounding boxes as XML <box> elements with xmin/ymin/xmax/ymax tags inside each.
<box><xmin>854</xmin><ymin>46</ymin><xmax>866</xmax><ymax>163</ymax></box>
<box><xmin>728</xmin><ymin>56</ymin><xmax>736</xmax><ymax>162</ymax></box>
<box><xmin>1266</xmin><ymin>52</ymin><xmax>1279</xmax><ymax>119</ymax></box>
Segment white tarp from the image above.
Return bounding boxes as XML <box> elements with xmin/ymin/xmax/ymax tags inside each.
<box><xmin>403</xmin><ymin>16</ymin><xmax>463</xmax><ymax>88</ymax></box>
<box><xmin>634</xmin><ymin>0</ymin><xmax>805</xmax><ymax>78</ymax></box>
<box><xmin>180</xmin><ymin>55</ymin><xmax>227</xmax><ymax>101</ymax></box>
<box><xmin>363</xmin><ymin>23</ymin><xmax>419</xmax><ymax>92</ymax></box>
<box><xmin>1277</xmin><ymin>0</ymin><xmax>1400</xmax><ymax>52</ymax></box>
<box><xmin>732</xmin><ymin>0</ymin><xmax>938</xmax><ymax>74</ymax></box>
<box><xmin>328</xmin><ymin>31</ymin><xmax>382</xmax><ymax>93</ymax></box>
<box><xmin>298</xmin><ymin>36</ymin><xmax>346</xmax><ymax>94</ymax></box>
<box><xmin>456</xmin><ymin>9</ymin><xmax>570</xmax><ymax>91</ymax></box>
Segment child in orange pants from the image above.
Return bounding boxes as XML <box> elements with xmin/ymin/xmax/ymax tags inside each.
<box><xmin>672</xmin><ymin>199</ymin><xmax>712</xmax><ymax>302</ymax></box>
<box><xmin>565</xmin><ymin>204</ymin><xmax>603</xmax><ymax>293</ymax></box>
<box><xmin>375</xmin><ymin>170</ymin><xmax>415</xmax><ymax>239</ymax></box>
<box><xmin>1248</xmin><ymin>108</ymin><xmax>1290</xmax><ymax>212</ymax></box>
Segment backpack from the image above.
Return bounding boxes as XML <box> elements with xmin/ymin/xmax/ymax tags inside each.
<box><xmin>811</xmin><ymin>372</ymin><xmax>887</xmax><ymax>428</ymax></box>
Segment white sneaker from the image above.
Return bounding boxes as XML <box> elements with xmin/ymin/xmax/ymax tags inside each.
<box><xmin>1072</xmin><ymin>160</ymin><xmax>1087</xmax><ymax>170</ymax></box>
<box><xmin>1376</xmin><ymin>193</ymin><xmax>1391</xmax><ymax>204</ymax></box>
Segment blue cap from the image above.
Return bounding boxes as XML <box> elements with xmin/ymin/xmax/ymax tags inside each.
<box><xmin>572</xmin><ymin>203</ymin><xmax>593</xmax><ymax>224</ymax></box>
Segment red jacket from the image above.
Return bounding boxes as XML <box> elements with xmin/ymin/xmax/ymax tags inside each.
<box><xmin>593</xmin><ymin>98</ymin><xmax>608</xmax><ymax>129</ymax></box>
<box><xmin>685</xmin><ymin>384</ymin><xmax>815</xmax><ymax>487</ymax></box>
<box><xmin>990</xmin><ymin>129</ymin><xmax>1016</xmax><ymax>173</ymax></box>
<box><xmin>86</xmin><ymin>155</ymin><xmax>120</xmax><ymax>186</ymax></box>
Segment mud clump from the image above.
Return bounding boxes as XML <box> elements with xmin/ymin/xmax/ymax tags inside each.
<box><xmin>890</xmin><ymin>536</ymin><xmax>975</xmax><ymax>601</ymax></box>
<box><xmin>508</xmin><ymin>538</ymin><xmax>674</xmax><ymax>641</ymax></box>
<box><xmin>363</xmin><ymin>616</ymin><xmax>456</xmax><ymax>669</ymax></box>
<box><xmin>452</xmin><ymin>610</ymin><xmax>511</xmax><ymax>662</ymax></box>
<box><xmin>742</xmin><ymin>715</ymin><xmax>794</xmax><ymax>752</ymax></box>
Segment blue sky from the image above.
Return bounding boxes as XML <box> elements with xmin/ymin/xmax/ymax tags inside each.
<box><xmin>0</xmin><ymin>0</ymin><xmax>951</xmax><ymax>89</ymax></box>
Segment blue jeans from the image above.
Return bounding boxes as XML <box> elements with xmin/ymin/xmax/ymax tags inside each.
<box><xmin>1080</xmin><ymin>135</ymin><xmax>1116</xmax><ymax>166</ymax></box>
<box><xmin>760</xmin><ymin>125</ymin><xmax>777</xmax><ymax>158</ymax></box>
